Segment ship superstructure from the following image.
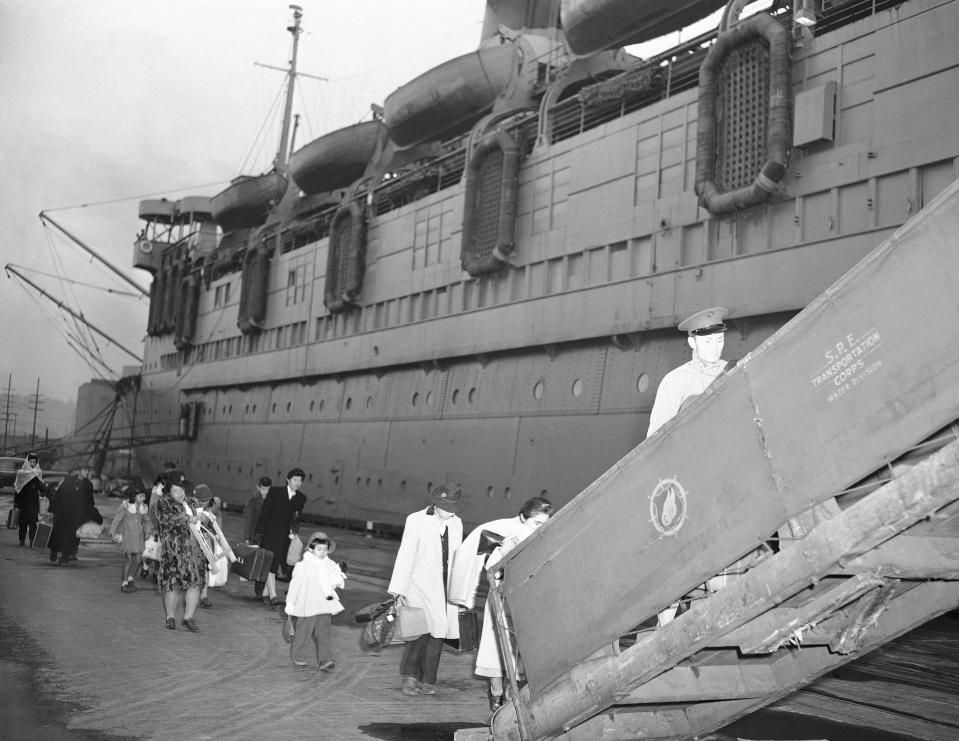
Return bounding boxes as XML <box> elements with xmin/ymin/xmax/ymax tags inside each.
<box><xmin>128</xmin><ymin>0</ymin><xmax>959</xmax><ymax>529</ymax></box>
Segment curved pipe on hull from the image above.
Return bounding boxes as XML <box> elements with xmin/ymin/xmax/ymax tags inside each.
<box><xmin>561</xmin><ymin>0</ymin><xmax>728</xmax><ymax>55</ymax></box>
<box><xmin>694</xmin><ymin>13</ymin><xmax>791</xmax><ymax>214</ymax></box>
<box><xmin>384</xmin><ymin>43</ymin><xmax>519</xmax><ymax>149</ymax></box>
<box><xmin>289</xmin><ymin>120</ymin><xmax>384</xmax><ymax>194</ymax></box>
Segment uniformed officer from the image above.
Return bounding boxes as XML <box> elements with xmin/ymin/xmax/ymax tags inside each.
<box><xmin>647</xmin><ymin>306</ymin><xmax>729</xmax><ymax>437</ymax></box>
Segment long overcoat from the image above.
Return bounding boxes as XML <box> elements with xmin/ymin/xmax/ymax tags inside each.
<box><xmin>388</xmin><ymin>507</ymin><xmax>463</xmax><ymax>640</ymax></box>
<box><xmin>254</xmin><ymin>485</ymin><xmax>306</xmax><ymax>573</ymax></box>
<box><xmin>49</xmin><ymin>476</ymin><xmax>94</xmax><ymax>553</ymax></box>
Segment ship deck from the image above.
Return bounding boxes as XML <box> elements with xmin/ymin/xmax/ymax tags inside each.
<box><xmin>1</xmin><ymin>491</ymin><xmax>957</xmax><ymax>741</ymax></box>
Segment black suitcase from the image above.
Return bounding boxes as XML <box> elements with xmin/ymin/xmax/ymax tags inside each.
<box><xmin>231</xmin><ymin>543</ymin><xmax>273</xmax><ymax>582</ymax></box>
<box><xmin>446</xmin><ymin>608</ymin><xmax>479</xmax><ymax>652</ymax></box>
<box><xmin>32</xmin><ymin>521</ymin><xmax>53</xmax><ymax>550</ymax></box>
<box><xmin>6</xmin><ymin>508</ymin><xmax>19</xmax><ymax>529</ymax></box>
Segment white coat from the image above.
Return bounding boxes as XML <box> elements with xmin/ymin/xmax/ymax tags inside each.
<box><xmin>452</xmin><ymin>515</ymin><xmax>537</xmax><ymax>677</ymax></box>
<box><xmin>388</xmin><ymin>507</ymin><xmax>463</xmax><ymax>640</ymax></box>
<box><xmin>284</xmin><ymin>550</ymin><xmax>346</xmax><ymax>618</ymax></box>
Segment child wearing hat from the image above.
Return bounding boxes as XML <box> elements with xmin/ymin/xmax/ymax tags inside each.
<box><xmin>284</xmin><ymin>531</ymin><xmax>347</xmax><ymax>671</ymax></box>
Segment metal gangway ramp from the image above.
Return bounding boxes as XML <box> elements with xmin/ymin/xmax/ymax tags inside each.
<box><xmin>486</xmin><ymin>179</ymin><xmax>959</xmax><ymax>740</ymax></box>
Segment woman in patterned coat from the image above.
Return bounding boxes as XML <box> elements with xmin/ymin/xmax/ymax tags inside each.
<box><xmin>156</xmin><ymin>481</ymin><xmax>205</xmax><ymax>632</ymax></box>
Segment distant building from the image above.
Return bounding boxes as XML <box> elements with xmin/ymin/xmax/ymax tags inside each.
<box><xmin>75</xmin><ymin>379</ymin><xmax>115</xmax><ymax>436</ymax></box>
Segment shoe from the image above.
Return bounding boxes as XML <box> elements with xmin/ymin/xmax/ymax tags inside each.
<box><xmin>489</xmin><ymin>691</ymin><xmax>505</xmax><ymax>712</ymax></box>
<box><xmin>418</xmin><ymin>681</ymin><xmax>436</xmax><ymax>695</ymax></box>
<box><xmin>165</xmin><ymin>618</ymin><xmax>176</xmax><ymax>630</ymax></box>
<box><xmin>199</xmin><ymin>597</ymin><xmax>212</xmax><ymax>609</ymax></box>
<box><xmin>182</xmin><ymin>618</ymin><xmax>198</xmax><ymax>632</ymax></box>
<box><xmin>57</xmin><ymin>560</ymin><xmax>69</xmax><ymax>567</ymax></box>
<box><xmin>263</xmin><ymin>596</ymin><xmax>283</xmax><ymax>608</ymax></box>
<box><xmin>292</xmin><ymin>658</ymin><xmax>307</xmax><ymax>666</ymax></box>
<box><xmin>49</xmin><ymin>554</ymin><xmax>57</xmax><ymax>563</ymax></box>
<box><xmin>401</xmin><ymin>676</ymin><xmax>422</xmax><ymax>696</ymax></box>
<box><xmin>121</xmin><ymin>583</ymin><xmax>137</xmax><ymax>593</ymax></box>
<box><xmin>318</xmin><ymin>661</ymin><xmax>335</xmax><ymax>672</ymax></box>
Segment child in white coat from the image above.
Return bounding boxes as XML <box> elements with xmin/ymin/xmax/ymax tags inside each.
<box><xmin>284</xmin><ymin>531</ymin><xmax>347</xmax><ymax>671</ymax></box>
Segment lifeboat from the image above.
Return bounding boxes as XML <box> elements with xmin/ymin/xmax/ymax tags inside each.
<box><xmin>289</xmin><ymin>120</ymin><xmax>384</xmax><ymax>194</ymax></box>
<box><xmin>561</xmin><ymin>0</ymin><xmax>729</xmax><ymax>55</ymax></box>
<box><xmin>384</xmin><ymin>43</ymin><xmax>518</xmax><ymax>149</ymax></box>
<box><xmin>210</xmin><ymin>171</ymin><xmax>287</xmax><ymax>231</ymax></box>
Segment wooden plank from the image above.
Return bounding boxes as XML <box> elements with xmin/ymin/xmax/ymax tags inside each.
<box><xmin>775</xmin><ymin>692</ymin><xmax>958</xmax><ymax>741</ymax></box>
<box><xmin>835</xmin><ymin>534</ymin><xmax>959</xmax><ymax>578</ymax></box>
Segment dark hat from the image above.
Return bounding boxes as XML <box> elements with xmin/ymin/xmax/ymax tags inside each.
<box><xmin>678</xmin><ymin>306</ymin><xmax>728</xmax><ymax>336</ymax></box>
<box><xmin>307</xmin><ymin>531</ymin><xmax>336</xmax><ymax>555</ymax></box>
<box><xmin>429</xmin><ymin>483</ymin><xmax>463</xmax><ymax>512</ymax></box>
<box><xmin>193</xmin><ymin>483</ymin><xmax>212</xmax><ymax>498</ymax></box>
<box><xmin>257</xmin><ymin>476</ymin><xmax>272</xmax><ymax>487</ymax></box>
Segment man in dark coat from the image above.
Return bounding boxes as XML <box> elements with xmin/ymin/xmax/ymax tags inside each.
<box><xmin>49</xmin><ymin>465</ymin><xmax>95</xmax><ymax>566</ymax></box>
<box><xmin>253</xmin><ymin>468</ymin><xmax>307</xmax><ymax>607</ymax></box>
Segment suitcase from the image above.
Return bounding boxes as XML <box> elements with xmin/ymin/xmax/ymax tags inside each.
<box><xmin>446</xmin><ymin>608</ymin><xmax>479</xmax><ymax>652</ymax></box>
<box><xmin>230</xmin><ymin>543</ymin><xmax>273</xmax><ymax>582</ymax></box>
<box><xmin>32</xmin><ymin>521</ymin><xmax>53</xmax><ymax>550</ymax></box>
<box><xmin>6</xmin><ymin>508</ymin><xmax>19</xmax><ymax>529</ymax></box>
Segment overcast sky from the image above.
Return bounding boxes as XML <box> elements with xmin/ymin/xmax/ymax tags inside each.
<box><xmin>0</xmin><ymin>0</ymin><xmax>482</xmax><ymax>402</ymax></box>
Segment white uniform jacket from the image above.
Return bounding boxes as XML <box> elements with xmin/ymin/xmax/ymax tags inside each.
<box><xmin>388</xmin><ymin>507</ymin><xmax>463</xmax><ymax>640</ymax></box>
<box><xmin>647</xmin><ymin>357</ymin><xmax>728</xmax><ymax>436</ymax></box>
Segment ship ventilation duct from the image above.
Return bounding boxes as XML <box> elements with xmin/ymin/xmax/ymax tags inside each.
<box><xmin>461</xmin><ymin>127</ymin><xmax>522</xmax><ymax>277</ymax></box>
<box><xmin>695</xmin><ymin>13</ymin><xmax>791</xmax><ymax>214</ymax></box>
<box><xmin>237</xmin><ymin>243</ymin><xmax>270</xmax><ymax>334</ymax></box>
<box><xmin>324</xmin><ymin>200</ymin><xmax>367</xmax><ymax>314</ymax></box>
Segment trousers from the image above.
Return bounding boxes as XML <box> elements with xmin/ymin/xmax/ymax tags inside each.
<box><xmin>290</xmin><ymin>614</ymin><xmax>333</xmax><ymax>665</ymax></box>
<box><xmin>400</xmin><ymin>633</ymin><xmax>444</xmax><ymax>684</ymax></box>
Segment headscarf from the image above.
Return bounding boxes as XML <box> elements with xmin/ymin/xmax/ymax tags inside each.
<box><xmin>14</xmin><ymin>456</ymin><xmax>43</xmax><ymax>494</ymax></box>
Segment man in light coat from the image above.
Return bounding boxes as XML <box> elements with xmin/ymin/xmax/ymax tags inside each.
<box><xmin>388</xmin><ymin>483</ymin><xmax>464</xmax><ymax>696</ymax></box>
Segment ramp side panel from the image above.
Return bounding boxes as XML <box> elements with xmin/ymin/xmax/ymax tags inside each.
<box><xmin>744</xmin><ymin>190</ymin><xmax>959</xmax><ymax>514</ymax></box>
<box><xmin>500</xmin><ymin>179</ymin><xmax>959</xmax><ymax>695</ymax></box>
<box><xmin>504</xmin><ymin>371</ymin><xmax>789</xmax><ymax>693</ymax></box>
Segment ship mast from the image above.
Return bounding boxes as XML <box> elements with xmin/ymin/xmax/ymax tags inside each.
<box><xmin>274</xmin><ymin>4</ymin><xmax>303</xmax><ymax>173</ymax></box>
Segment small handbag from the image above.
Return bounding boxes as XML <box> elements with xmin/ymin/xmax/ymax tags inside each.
<box><xmin>286</xmin><ymin>534</ymin><xmax>304</xmax><ymax>566</ymax></box>
<box><xmin>142</xmin><ymin>537</ymin><xmax>161</xmax><ymax>561</ymax></box>
<box><xmin>76</xmin><ymin>522</ymin><xmax>103</xmax><ymax>539</ymax></box>
<box><xmin>395</xmin><ymin>604</ymin><xmax>429</xmax><ymax>641</ymax></box>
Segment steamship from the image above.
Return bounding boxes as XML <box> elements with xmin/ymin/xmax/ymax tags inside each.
<box><xmin>126</xmin><ymin>0</ymin><xmax>959</xmax><ymax>530</ymax></box>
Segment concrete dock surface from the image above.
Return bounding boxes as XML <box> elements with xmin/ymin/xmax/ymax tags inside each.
<box><xmin>3</xmin><ymin>491</ymin><xmax>957</xmax><ymax>741</ymax></box>
<box><xmin>0</xmin><ymin>492</ymin><xmax>489</xmax><ymax>741</ymax></box>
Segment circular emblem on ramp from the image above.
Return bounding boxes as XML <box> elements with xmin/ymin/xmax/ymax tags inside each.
<box><xmin>649</xmin><ymin>477</ymin><xmax>688</xmax><ymax>536</ymax></box>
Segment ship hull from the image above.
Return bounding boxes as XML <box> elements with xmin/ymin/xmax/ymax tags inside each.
<box><xmin>128</xmin><ymin>0</ymin><xmax>959</xmax><ymax>531</ymax></box>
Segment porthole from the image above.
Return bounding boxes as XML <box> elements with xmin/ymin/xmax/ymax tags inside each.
<box><xmin>412</xmin><ymin>392</ymin><xmax>419</xmax><ymax>407</ymax></box>
<box><xmin>252</xmin><ymin>404</ymin><xmax>257</xmax><ymax>413</ymax></box>
<box><xmin>286</xmin><ymin>402</ymin><xmax>291</xmax><ymax>413</ymax></box>
<box><xmin>319</xmin><ymin>399</ymin><xmax>325</xmax><ymax>411</ymax></box>
<box><xmin>356</xmin><ymin>476</ymin><xmax>362</xmax><ymax>486</ymax></box>
<box><xmin>427</xmin><ymin>481</ymin><xmax>433</xmax><ymax>493</ymax></box>
<box><xmin>271</xmin><ymin>403</ymin><xmax>276</xmax><ymax>413</ymax></box>
<box><xmin>540</xmin><ymin>489</ymin><xmax>549</xmax><ymax>497</ymax></box>
<box><xmin>505</xmin><ymin>486</ymin><xmax>512</xmax><ymax>500</ymax></box>
<box><xmin>366</xmin><ymin>396</ymin><xmax>373</xmax><ymax>409</ymax></box>
<box><xmin>533</xmin><ymin>381</ymin><xmax>544</xmax><ymax>400</ymax></box>
<box><xmin>222</xmin><ymin>405</ymin><xmax>227</xmax><ymax>414</ymax></box>
<box><xmin>377</xmin><ymin>478</ymin><xmax>383</xmax><ymax>488</ymax></box>
<box><xmin>245</xmin><ymin>404</ymin><xmax>250</xmax><ymax>414</ymax></box>
<box><xmin>400</xmin><ymin>480</ymin><xmax>407</xmax><ymax>490</ymax></box>
<box><xmin>426</xmin><ymin>391</ymin><xmax>434</xmax><ymax>406</ymax></box>
<box><xmin>468</xmin><ymin>388</ymin><xmax>477</xmax><ymax>403</ymax></box>
<box><xmin>366</xmin><ymin>477</ymin><xmax>371</xmax><ymax>487</ymax></box>
<box><xmin>309</xmin><ymin>400</ymin><xmax>315</xmax><ymax>412</ymax></box>
<box><xmin>346</xmin><ymin>397</ymin><xmax>353</xmax><ymax>410</ymax></box>
<box><xmin>228</xmin><ymin>405</ymin><xmax>233</xmax><ymax>414</ymax></box>
<box><xmin>487</xmin><ymin>486</ymin><xmax>495</xmax><ymax>499</ymax></box>
<box><xmin>571</xmin><ymin>379</ymin><xmax>583</xmax><ymax>398</ymax></box>
<box><xmin>451</xmin><ymin>389</ymin><xmax>459</xmax><ymax>404</ymax></box>
<box><xmin>637</xmin><ymin>373</ymin><xmax>650</xmax><ymax>393</ymax></box>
